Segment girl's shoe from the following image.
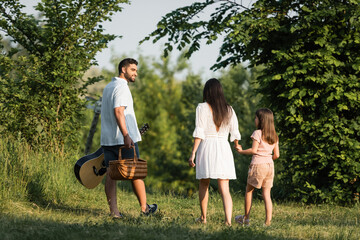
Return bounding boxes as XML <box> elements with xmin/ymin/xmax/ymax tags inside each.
<box><xmin>235</xmin><ymin>215</ymin><xmax>250</xmax><ymax>226</ymax></box>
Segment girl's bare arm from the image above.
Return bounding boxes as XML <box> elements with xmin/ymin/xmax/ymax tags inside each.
<box><xmin>273</xmin><ymin>143</ymin><xmax>280</xmax><ymax>160</ymax></box>
<box><xmin>236</xmin><ymin>140</ymin><xmax>259</xmax><ymax>155</ymax></box>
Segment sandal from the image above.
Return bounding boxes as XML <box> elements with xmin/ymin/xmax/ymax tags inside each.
<box><xmin>195</xmin><ymin>217</ymin><xmax>206</xmax><ymax>224</ymax></box>
<box><xmin>110</xmin><ymin>213</ymin><xmax>124</xmax><ymax>219</ymax></box>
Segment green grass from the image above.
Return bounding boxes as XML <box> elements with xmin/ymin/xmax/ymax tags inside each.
<box><xmin>0</xmin><ymin>137</ymin><xmax>359</xmax><ymax>239</ymax></box>
<box><xmin>1</xmin><ymin>187</ymin><xmax>359</xmax><ymax>240</ymax></box>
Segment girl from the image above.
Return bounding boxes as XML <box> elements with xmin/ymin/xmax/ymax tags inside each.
<box><xmin>188</xmin><ymin>78</ymin><xmax>241</xmax><ymax>226</ymax></box>
<box><xmin>235</xmin><ymin>108</ymin><xmax>279</xmax><ymax>226</ymax></box>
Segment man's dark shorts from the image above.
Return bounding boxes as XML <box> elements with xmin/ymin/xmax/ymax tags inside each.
<box><xmin>102</xmin><ymin>143</ymin><xmax>140</xmax><ymax>168</ymax></box>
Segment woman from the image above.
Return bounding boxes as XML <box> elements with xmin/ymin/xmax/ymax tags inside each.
<box><xmin>189</xmin><ymin>78</ymin><xmax>241</xmax><ymax>226</ymax></box>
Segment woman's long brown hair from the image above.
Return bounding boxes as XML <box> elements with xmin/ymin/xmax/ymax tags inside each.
<box><xmin>203</xmin><ymin>78</ymin><xmax>232</xmax><ymax>129</ymax></box>
<box><xmin>255</xmin><ymin>108</ymin><xmax>278</xmax><ymax>144</ymax></box>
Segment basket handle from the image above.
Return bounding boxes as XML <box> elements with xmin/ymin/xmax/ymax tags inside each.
<box><xmin>118</xmin><ymin>145</ymin><xmax>138</xmax><ymax>162</ymax></box>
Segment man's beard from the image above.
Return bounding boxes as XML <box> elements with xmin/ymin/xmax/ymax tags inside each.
<box><xmin>124</xmin><ymin>71</ymin><xmax>135</xmax><ymax>82</ymax></box>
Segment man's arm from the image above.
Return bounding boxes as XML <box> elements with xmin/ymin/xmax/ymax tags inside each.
<box><xmin>114</xmin><ymin>106</ymin><xmax>134</xmax><ymax>148</ymax></box>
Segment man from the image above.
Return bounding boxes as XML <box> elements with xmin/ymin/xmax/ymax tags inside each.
<box><xmin>101</xmin><ymin>58</ymin><xmax>157</xmax><ymax>218</ymax></box>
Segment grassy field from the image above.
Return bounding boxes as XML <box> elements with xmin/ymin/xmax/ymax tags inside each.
<box><xmin>0</xmin><ymin>137</ymin><xmax>359</xmax><ymax>240</ymax></box>
<box><xmin>1</xmin><ymin>184</ymin><xmax>359</xmax><ymax>240</ymax></box>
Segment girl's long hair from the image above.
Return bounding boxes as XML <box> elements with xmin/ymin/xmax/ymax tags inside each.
<box><xmin>256</xmin><ymin>108</ymin><xmax>278</xmax><ymax>144</ymax></box>
<box><xmin>203</xmin><ymin>78</ymin><xmax>232</xmax><ymax>129</ymax></box>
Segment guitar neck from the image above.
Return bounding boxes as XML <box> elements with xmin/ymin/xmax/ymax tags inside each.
<box><xmin>139</xmin><ymin>123</ymin><xmax>149</xmax><ymax>136</ymax></box>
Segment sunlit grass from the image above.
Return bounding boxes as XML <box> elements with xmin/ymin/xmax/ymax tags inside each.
<box><xmin>1</xmin><ymin>189</ymin><xmax>359</xmax><ymax>240</ymax></box>
<box><xmin>0</xmin><ymin>137</ymin><xmax>359</xmax><ymax>239</ymax></box>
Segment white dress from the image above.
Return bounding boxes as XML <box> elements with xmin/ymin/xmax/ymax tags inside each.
<box><xmin>193</xmin><ymin>103</ymin><xmax>241</xmax><ymax>179</ymax></box>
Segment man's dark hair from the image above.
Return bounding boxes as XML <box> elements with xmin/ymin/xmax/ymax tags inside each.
<box><xmin>118</xmin><ymin>58</ymin><xmax>138</xmax><ymax>75</ymax></box>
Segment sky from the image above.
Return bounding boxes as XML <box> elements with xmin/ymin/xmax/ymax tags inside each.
<box><xmin>97</xmin><ymin>0</ymin><xmax>220</xmax><ymax>78</ymax></box>
<box><xmin>20</xmin><ymin>0</ymin><xmax>254</xmax><ymax>79</ymax></box>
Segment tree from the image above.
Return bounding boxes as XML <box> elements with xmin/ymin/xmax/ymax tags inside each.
<box><xmin>143</xmin><ymin>0</ymin><xmax>360</xmax><ymax>204</ymax></box>
<box><xmin>0</xmin><ymin>0</ymin><xmax>128</xmax><ymax>149</ymax></box>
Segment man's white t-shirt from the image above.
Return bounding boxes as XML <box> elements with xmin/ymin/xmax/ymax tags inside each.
<box><xmin>100</xmin><ymin>77</ymin><xmax>141</xmax><ymax>146</ymax></box>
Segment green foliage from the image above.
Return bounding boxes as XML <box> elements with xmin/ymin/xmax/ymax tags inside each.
<box><xmin>0</xmin><ymin>0</ymin><xmax>128</xmax><ymax>148</ymax></box>
<box><xmin>143</xmin><ymin>0</ymin><xmax>360</xmax><ymax>204</ymax></box>
<box><xmin>246</xmin><ymin>0</ymin><xmax>360</xmax><ymax>205</ymax></box>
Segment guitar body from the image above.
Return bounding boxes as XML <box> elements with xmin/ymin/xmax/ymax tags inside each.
<box><xmin>74</xmin><ymin>147</ymin><xmax>106</xmax><ymax>189</ymax></box>
<box><xmin>74</xmin><ymin>123</ymin><xmax>149</xmax><ymax>189</ymax></box>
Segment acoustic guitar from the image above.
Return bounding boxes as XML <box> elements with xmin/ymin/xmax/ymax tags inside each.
<box><xmin>74</xmin><ymin>123</ymin><xmax>149</xmax><ymax>189</ymax></box>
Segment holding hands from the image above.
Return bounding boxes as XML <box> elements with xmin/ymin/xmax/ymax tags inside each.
<box><xmin>234</xmin><ymin>140</ymin><xmax>242</xmax><ymax>153</ymax></box>
<box><xmin>235</xmin><ymin>144</ymin><xmax>243</xmax><ymax>153</ymax></box>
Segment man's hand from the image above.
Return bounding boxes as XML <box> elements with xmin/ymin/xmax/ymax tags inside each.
<box><xmin>124</xmin><ymin>134</ymin><xmax>134</xmax><ymax>148</ymax></box>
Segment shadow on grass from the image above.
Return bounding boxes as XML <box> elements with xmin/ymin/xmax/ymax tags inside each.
<box><xmin>25</xmin><ymin>184</ymin><xmax>105</xmax><ymax>217</ymax></box>
<box><xmin>40</xmin><ymin>202</ymin><xmax>105</xmax><ymax>218</ymax></box>
<box><xmin>0</xmin><ymin>211</ymin><xmax>298</xmax><ymax>240</ymax></box>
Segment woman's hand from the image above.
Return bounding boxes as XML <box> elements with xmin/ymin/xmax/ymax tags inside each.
<box><xmin>188</xmin><ymin>153</ymin><xmax>196</xmax><ymax>167</ymax></box>
<box><xmin>235</xmin><ymin>145</ymin><xmax>243</xmax><ymax>153</ymax></box>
